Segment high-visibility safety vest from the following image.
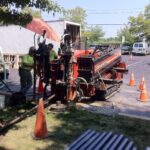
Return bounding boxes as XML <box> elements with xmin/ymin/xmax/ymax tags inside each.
<box><xmin>20</xmin><ymin>54</ymin><xmax>33</xmax><ymax>71</ymax></box>
<box><xmin>50</xmin><ymin>50</ymin><xmax>57</xmax><ymax>61</ymax></box>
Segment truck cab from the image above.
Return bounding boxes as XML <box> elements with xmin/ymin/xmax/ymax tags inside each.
<box><xmin>132</xmin><ymin>42</ymin><xmax>150</xmax><ymax>55</ymax></box>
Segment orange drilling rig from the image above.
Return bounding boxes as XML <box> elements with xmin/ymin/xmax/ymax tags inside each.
<box><xmin>34</xmin><ymin>29</ymin><xmax>128</xmax><ymax>105</ymax></box>
<box><xmin>43</xmin><ymin>33</ymin><xmax>128</xmax><ymax>103</ymax></box>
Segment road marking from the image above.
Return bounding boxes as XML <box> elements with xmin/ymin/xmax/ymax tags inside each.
<box><xmin>127</xmin><ymin>61</ymin><xmax>143</xmax><ymax>67</ymax></box>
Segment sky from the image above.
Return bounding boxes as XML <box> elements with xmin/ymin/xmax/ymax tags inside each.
<box><xmin>42</xmin><ymin>0</ymin><xmax>150</xmax><ymax>38</ymax></box>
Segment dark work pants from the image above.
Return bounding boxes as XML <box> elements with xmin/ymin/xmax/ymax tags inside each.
<box><xmin>19</xmin><ymin>67</ymin><xmax>32</xmax><ymax>93</ymax></box>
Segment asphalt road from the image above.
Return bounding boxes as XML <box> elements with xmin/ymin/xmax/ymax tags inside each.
<box><xmin>0</xmin><ymin>69</ymin><xmax>33</xmax><ymax>93</ymax></box>
<box><xmin>1</xmin><ymin>54</ymin><xmax>150</xmax><ymax>118</ymax></box>
<box><xmin>109</xmin><ymin>54</ymin><xmax>150</xmax><ymax>118</ymax></box>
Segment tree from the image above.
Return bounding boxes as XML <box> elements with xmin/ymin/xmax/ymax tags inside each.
<box><xmin>0</xmin><ymin>0</ymin><xmax>62</xmax><ymax>26</ymax></box>
<box><xmin>82</xmin><ymin>25</ymin><xmax>105</xmax><ymax>45</ymax></box>
<box><xmin>117</xmin><ymin>26</ymin><xmax>136</xmax><ymax>44</ymax></box>
<box><xmin>129</xmin><ymin>14</ymin><xmax>145</xmax><ymax>40</ymax></box>
<box><xmin>103</xmin><ymin>37</ymin><xmax>121</xmax><ymax>44</ymax></box>
<box><xmin>62</xmin><ymin>7</ymin><xmax>87</xmax><ymax>29</ymax></box>
<box><xmin>21</xmin><ymin>7</ymin><xmax>42</xmax><ymax>18</ymax></box>
<box><xmin>128</xmin><ymin>3</ymin><xmax>150</xmax><ymax>42</ymax></box>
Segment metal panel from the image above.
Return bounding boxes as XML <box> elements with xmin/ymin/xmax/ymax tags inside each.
<box><xmin>86</xmin><ymin>132</ymin><xmax>107</xmax><ymax>150</ymax></box>
<box><xmin>70</xmin><ymin>130</ymin><xmax>96</xmax><ymax>150</ymax></box>
<box><xmin>125</xmin><ymin>141</ymin><xmax>134</xmax><ymax>150</ymax></box>
<box><xmin>65</xmin><ymin>129</ymin><xmax>94</xmax><ymax>150</ymax></box>
<box><xmin>117</xmin><ymin>138</ymin><xmax>128</xmax><ymax>150</ymax></box>
<box><xmin>79</xmin><ymin>132</ymin><xmax>101</xmax><ymax>150</ymax></box>
<box><xmin>109</xmin><ymin>134</ymin><xmax>124</xmax><ymax>150</ymax></box>
<box><xmin>65</xmin><ymin>130</ymin><xmax>138</xmax><ymax>150</ymax></box>
<box><xmin>94</xmin><ymin>132</ymin><xmax>113</xmax><ymax>150</ymax></box>
<box><xmin>102</xmin><ymin>134</ymin><xmax>118</xmax><ymax>150</ymax></box>
<box><xmin>145</xmin><ymin>147</ymin><xmax>150</xmax><ymax>150</ymax></box>
<box><xmin>132</xmin><ymin>146</ymin><xmax>138</xmax><ymax>150</ymax></box>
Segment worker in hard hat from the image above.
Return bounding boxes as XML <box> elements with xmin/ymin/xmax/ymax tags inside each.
<box><xmin>19</xmin><ymin>47</ymin><xmax>35</xmax><ymax>93</ymax></box>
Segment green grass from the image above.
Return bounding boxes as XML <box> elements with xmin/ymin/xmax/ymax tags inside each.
<box><xmin>1</xmin><ymin>108</ymin><xmax>150</xmax><ymax>150</ymax></box>
<box><xmin>0</xmin><ymin>103</ymin><xmax>35</xmax><ymax>122</ymax></box>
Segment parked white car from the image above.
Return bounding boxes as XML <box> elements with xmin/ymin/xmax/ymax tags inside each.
<box><xmin>132</xmin><ymin>42</ymin><xmax>150</xmax><ymax>55</ymax></box>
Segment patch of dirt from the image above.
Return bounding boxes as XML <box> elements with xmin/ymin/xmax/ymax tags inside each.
<box><xmin>76</xmin><ymin>102</ymin><xmax>120</xmax><ymax>116</ymax></box>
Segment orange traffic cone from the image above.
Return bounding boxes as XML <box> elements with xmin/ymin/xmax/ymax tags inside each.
<box><xmin>38</xmin><ymin>78</ymin><xmax>44</xmax><ymax>93</ymax></box>
<box><xmin>129</xmin><ymin>72</ymin><xmax>135</xmax><ymax>86</ymax></box>
<box><xmin>139</xmin><ymin>83</ymin><xmax>148</xmax><ymax>102</ymax></box>
<box><xmin>33</xmin><ymin>98</ymin><xmax>48</xmax><ymax>139</ymax></box>
<box><xmin>138</xmin><ymin>75</ymin><xmax>145</xmax><ymax>91</ymax></box>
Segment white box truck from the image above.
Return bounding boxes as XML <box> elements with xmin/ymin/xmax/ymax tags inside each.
<box><xmin>132</xmin><ymin>42</ymin><xmax>150</xmax><ymax>55</ymax></box>
<box><xmin>46</xmin><ymin>20</ymin><xmax>81</xmax><ymax>50</ymax></box>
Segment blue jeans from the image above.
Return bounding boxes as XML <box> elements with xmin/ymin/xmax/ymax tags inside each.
<box><xmin>19</xmin><ymin>67</ymin><xmax>32</xmax><ymax>93</ymax></box>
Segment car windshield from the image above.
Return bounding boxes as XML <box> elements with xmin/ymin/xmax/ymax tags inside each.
<box><xmin>139</xmin><ymin>44</ymin><xmax>143</xmax><ymax>47</ymax></box>
<box><xmin>134</xmin><ymin>44</ymin><xmax>138</xmax><ymax>47</ymax></box>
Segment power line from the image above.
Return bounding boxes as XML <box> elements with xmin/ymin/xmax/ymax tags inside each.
<box><xmin>86</xmin><ymin>8</ymin><xmax>143</xmax><ymax>12</ymax></box>
<box><xmin>86</xmin><ymin>8</ymin><xmax>143</xmax><ymax>15</ymax></box>
<box><xmin>87</xmin><ymin>8</ymin><xmax>143</xmax><ymax>10</ymax></box>
<box><xmin>87</xmin><ymin>11</ymin><xmax>141</xmax><ymax>15</ymax></box>
<box><xmin>88</xmin><ymin>23</ymin><xmax>127</xmax><ymax>26</ymax></box>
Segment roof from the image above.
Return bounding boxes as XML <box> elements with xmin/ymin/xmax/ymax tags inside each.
<box><xmin>0</xmin><ymin>25</ymin><xmax>36</xmax><ymax>55</ymax></box>
<box><xmin>0</xmin><ymin>25</ymin><xmax>59</xmax><ymax>55</ymax></box>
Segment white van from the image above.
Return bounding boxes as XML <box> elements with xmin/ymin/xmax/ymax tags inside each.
<box><xmin>132</xmin><ymin>42</ymin><xmax>150</xmax><ymax>55</ymax></box>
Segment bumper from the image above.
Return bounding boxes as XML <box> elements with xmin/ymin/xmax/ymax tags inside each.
<box><xmin>132</xmin><ymin>51</ymin><xmax>147</xmax><ymax>55</ymax></box>
<box><xmin>121</xmin><ymin>51</ymin><xmax>132</xmax><ymax>54</ymax></box>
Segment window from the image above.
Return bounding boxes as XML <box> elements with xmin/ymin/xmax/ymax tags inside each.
<box><xmin>139</xmin><ymin>44</ymin><xmax>143</xmax><ymax>48</ymax></box>
<box><xmin>134</xmin><ymin>44</ymin><xmax>138</xmax><ymax>47</ymax></box>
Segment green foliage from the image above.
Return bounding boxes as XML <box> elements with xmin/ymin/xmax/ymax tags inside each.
<box><xmin>99</xmin><ymin>37</ymin><xmax>121</xmax><ymax>45</ymax></box>
<box><xmin>21</xmin><ymin>7</ymin><xmax>42</xmax><ymax>18</ymax></box>
<box><xmin>82</xmin><ymin>25</ymin><xmax>105</xmax><ymax>45</ymax></box>
<box><xmin>0</xmin><ymin>7</ymin><xmax>32</xmax><ymax>26</ymax></box>
<box><xmin>0</xmin><ymin>0</ymin><xmax>62</xmax><ymax>25</ymax></box>
<box><xmin>128</xmin><ymin>3</ymin><xmax>150</xmax><ymax>42</ymax></box>
<box><xmin>62</xmin><ymin>7</ymin><xmax>87</xmax><ymax>29</ymax></box>
<box><xmin>117</xmin><ymin>26</ymin><xmax>136</xmax><ymax>44</ymax></box>
<box><xmin>129</xmin><ymin>14</ymin><xmax>145</xmax><ymax>37</ymax></box>
<box><xmin>116</xmin><ymin>2</ymin><xmax>150</xmax><ymax>42</ymax></box>
<box><xmin>61</xmin><ymin>6</ymin><xmax>105</xmax><ymax>44</ymax></box>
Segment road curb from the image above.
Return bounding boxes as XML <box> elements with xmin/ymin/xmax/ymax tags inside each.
<box><xmin>118</xmin><ymin>112</ymin><xmax>150</xmax><ymax>121</ymax></box>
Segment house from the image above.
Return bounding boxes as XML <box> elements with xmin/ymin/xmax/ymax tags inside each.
<box><xmin>0</xmin><ymin>20</ymin><xmax>81</xmax><ymax>69</ymax></box>
<box><xmin>0</xmin><ymin>25</ymin><xmax>55</xmax><ymax>68</ymax></box>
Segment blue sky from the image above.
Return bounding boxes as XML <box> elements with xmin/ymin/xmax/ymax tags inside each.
<box><xmin>42</xmin><ymin>0</ymin><xmax>149</xmax><ymax>37</ymax></box>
